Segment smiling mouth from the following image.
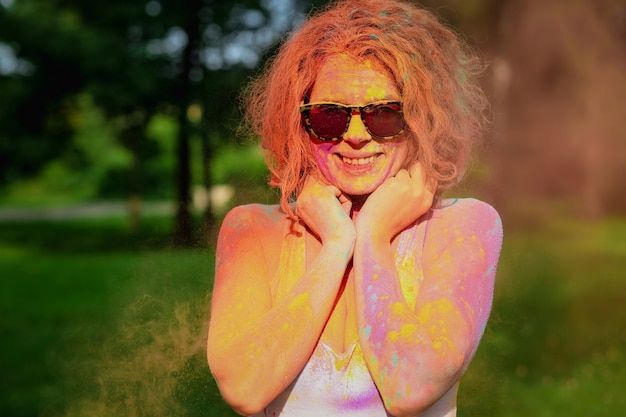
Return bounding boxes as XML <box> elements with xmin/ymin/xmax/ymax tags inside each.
<box><xmin>340</xmin><ymin>154</ymin><xmax>380</xmax><ymax>166</ymax></box>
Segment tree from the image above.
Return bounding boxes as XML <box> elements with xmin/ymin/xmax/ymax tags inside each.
<box><xmin>0</xmin><ymin>0</ymin><xmax>314</xmax><ymax>244</ymax></box>
<box><xmin>484</xmin><ymin>0</ymin><xmax>626</xmax><ymax>218</ymax></box>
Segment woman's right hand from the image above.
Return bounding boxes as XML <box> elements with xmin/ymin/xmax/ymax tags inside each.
<box><xmin>296</xmin><ymin>176</ymin><xmax>356</xmax><ymax>244</ymax></box>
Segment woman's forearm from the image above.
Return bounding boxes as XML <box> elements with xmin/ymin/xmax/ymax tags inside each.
<box><xmin>353</xmin><ymin>230</ymin><xmax>470</xmax><ymax>417</ymax></box>
<box><xmin>208</xmin><ymin>236</ymin><xmax>354</xmax><ymax>415</ymax></box>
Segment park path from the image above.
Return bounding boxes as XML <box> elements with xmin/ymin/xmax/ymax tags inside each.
<box><xmin>0</xmin><ymin>201</ymin><xmax>175</xmax><ymax>221</ymax></box>
<box><xmin>0</xmin><ymin>185</ymin><xmax>235</xmax><ymax>221</ymax></box>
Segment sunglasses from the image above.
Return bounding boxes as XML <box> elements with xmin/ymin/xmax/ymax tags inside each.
<box><xmin>299</xmin><ymin>101</ymin><xmax>405</xmax><ymax>141</ymax></box>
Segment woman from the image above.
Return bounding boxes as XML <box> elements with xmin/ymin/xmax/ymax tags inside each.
<box><xmin>207</xmin><ymin>1</ymin><xmax>503</xmax><ymax>416</ymax></box>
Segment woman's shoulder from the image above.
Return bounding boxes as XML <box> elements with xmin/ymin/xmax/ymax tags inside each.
<box><xmin>220</xmin><ymin>203</ymin><xmax>289</xmax><ymax>236</ymax></box>
<box><xmin>432</xmin><ymin>197</ymin><xmax>500</xmax><ymax>218</ymax></box>
<box><xmin>427</xmin><ymin>198</ymin><xmax>503</xmax><ymax>239</ymax></box>
<box><xmin>223</xmin><ymin>203</ymin><xmax>287</xmax><ymax>224</ymax></box>
<box><xmin>422</xmin><ymin>197</ymin><xmax>503</xmax><ymax>261</ymax></box>
<box><xmin>218</xmin><ymin>204</ymin><xmax>295</xmax><ymax>275</ymax></box>
<box><xmin>224</xmin><ymin>203</ymin><xmax>285</xmax><ymax>220</ymax></box>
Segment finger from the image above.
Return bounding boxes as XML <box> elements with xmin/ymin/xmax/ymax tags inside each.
<box><xmin>337</xmin><ymin>192</ymin><xmax>350</xmax><ymax>205</ymax></box>
<box><xmin>325</xmin><ymin>183</ymin><xmax>344</xmax><ymax>199</ymax></box>
<box><xmin>325</xmin><ymin>187</ymin><xmax>352</xmax><ymax>215</ymax></box>
<box><xmin>302</xmin><ymin>174</ymin><xmax>322</xmax><ymax>190</ymax></box>
<box><xmin>408</xmin><ymin>163</ymin><xmax>436</xmax><ymax>194</ymax></box>
<box><xmin>394</xmin><ymin>169</ymin><xmax>410</xmax><ymax>181</ymax></box>
<box><xmin>338</xmin><ymin>195</ymin><xmax>352</xmax><ymax>216</ymax></box>
<box><xmin>303</xmin><ymin>172</ymin><xmax>335</xmax><ymax>191</ymax></box>
<box><xmin>408</xmin><ymin>162</ymin><xmax>424</xmax><ymax>179</ymax></box>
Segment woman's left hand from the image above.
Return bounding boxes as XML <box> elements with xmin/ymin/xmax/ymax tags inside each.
<box><xmin>356</xmin><ymin>162</ymin><xmax>435</xmax><ymax>241</ymax></box>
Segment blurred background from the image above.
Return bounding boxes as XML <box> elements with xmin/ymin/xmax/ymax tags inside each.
<box><xmin>0</xmin><ymin>0</ymin><xmax>625</xmax><ymax>416</ymax></box>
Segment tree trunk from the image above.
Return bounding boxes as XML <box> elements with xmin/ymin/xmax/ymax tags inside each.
<box><xmin>173</xmin><ymin>0</ymin><xmax>202</xmax><ymax>247</ymax></box>
<box><xmin>200</xmin><ymin>76</ymin><xmax>216</xmax><ymax>245</ymax></box>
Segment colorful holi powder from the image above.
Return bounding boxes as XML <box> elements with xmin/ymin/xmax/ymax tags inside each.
<box><xmin>288</xmin><ymin>292</ymin><xmax>311</xmax><ymax>312</ymax></box>
<box><xmin>389</xmin><ymin>301</ymin><xmax>405</xmax><ymax>317</ymax></box>
<box><xmin>209</xmin><ymin>197</ymin><xmax>501</xmax><ymax>415</ymax></box>
<box><xmin>400</xmin><ymin>323</ymin><xmax>418</xmax><ymax>341</ymax></box>
<box><xmin>457</xmin><ymin>67</ymin><xmax>467</xmax><ymax>84</ymax></box>
<box><xmin>363</xmin><ymin>325</ymin><xmax>372</xmax><ymax>340</ymax></box>
<box><xmin>63</xmin><ymin>293</ymin><xmax>212</xmax><ymax>417</ymax></box>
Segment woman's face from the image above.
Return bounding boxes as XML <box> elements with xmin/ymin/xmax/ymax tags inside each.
<box><xmin>307</xmin><ymin>54</ymin><xmax>409</xmax><ymax>197</ymax></box>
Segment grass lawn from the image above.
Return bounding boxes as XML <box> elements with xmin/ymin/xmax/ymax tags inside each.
<box><xmin>460</xmin><ymin>215</ymin><xmax>626</xmax><ymax>416</ymax></box>
<box><xmin>1</xmin><ymin>211</ymin><xmax>625</xmax><ymax>416</ymax></box>
<box><xmin>0</xmin><ymin>216</ymin><xmax>235</xmax><ymax>417</ymax></box>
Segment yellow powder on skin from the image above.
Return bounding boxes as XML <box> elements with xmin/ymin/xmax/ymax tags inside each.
<box><xmin>289</xmin><ymin>293</ymin><xmax>311</xmax><ymax>313</ymax></box>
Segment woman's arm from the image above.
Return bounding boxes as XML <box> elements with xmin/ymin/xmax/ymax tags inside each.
<box><xmin>207</xmin><ymin>181</ymin><xmax>355</xmax><ymax>415</ymax></box>
<box><xmin>353</xmin><ymin>167</ymin><xmax>502</xmax><ymax>417</ymax></box>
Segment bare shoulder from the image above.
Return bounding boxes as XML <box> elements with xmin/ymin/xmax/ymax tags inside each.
<box><xmin>220</xmin><ymin>203</ymin><xmax>288</xmax><ymax>235</ymax></box>
<box><xmin>217</xmin><ymin>204</ymin><xmax>290</xmax><ymax>267</ymax></box>
<box><xmin>424</xmin><ymin>198</ymin><xmax>503</xmax><ymax>251</ymax></box>
<box><xmin>431</xmin><ymin>198</ymin><xmax>501</xmax><ymax>226</ymax></box>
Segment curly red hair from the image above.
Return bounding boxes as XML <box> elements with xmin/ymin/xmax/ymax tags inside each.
<box><xmin>242</xmin><ymin>0</ymin><xmax>488</xmax><ymax>219</ymax></box>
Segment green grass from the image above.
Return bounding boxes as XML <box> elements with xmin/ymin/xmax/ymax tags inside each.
<box><xmin>0</xmin><ymin>216</ymin><xmax>236</xmax><ymax>417</ymax></box>
<box><xmin>1</xmin><ymin>213</ymin><xmax>625</xmax><ymax>416</ymax></box>
<box><xmin>459</xmin><ymin>216</ymin><xmax>626</xmax><ymax>417</ymax></box>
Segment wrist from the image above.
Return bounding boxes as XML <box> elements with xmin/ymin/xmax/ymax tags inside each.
<box><xmin>355</xmin><ymin>221</ymin><xmax>393</xmax><ymax>245</ymax></box>
<box><xmin>322</xmin><ymin>231</ymin><xmax>356</xmax><ymax>257</ymax></box>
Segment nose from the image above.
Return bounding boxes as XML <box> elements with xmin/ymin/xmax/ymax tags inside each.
<box><xmin>342</xmin><ymin>111</ymin><xmax>371</xmax><ymax>145</ymax></box>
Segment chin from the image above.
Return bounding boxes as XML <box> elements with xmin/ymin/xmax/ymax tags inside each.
<box><xmin>346</xmin><ymin>189</ymin><xmax>374</xmax><ymax>197</ymax></box>
<box><xmin>340</xmin><ymin>183</ymin><xmax>381</xmax><ymax>198</ymax></box>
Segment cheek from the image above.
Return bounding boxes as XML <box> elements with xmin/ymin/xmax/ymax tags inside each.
<box><xmin>386</xmin><ymin>141</ymin><xmax>410</xmax><ymax>170</ymax></box>
<box><xmin>311</xmin><ymin>143</ymin><xmax>334</xmax><ymax>167</ymax></box>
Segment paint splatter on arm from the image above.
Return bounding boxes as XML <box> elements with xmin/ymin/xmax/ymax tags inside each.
<box><xmin>353</xmin><ymin>199</ymin><xmax>503</xmax><ymax>416</ymax></box>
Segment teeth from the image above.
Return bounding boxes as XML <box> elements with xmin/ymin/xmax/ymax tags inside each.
<box><xmin>341</xmin><ymin>155</ymin><xmax>377</xmax><ymax>165</ymax></box>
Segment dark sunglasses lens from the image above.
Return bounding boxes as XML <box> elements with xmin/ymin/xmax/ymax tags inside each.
<box><xmin>363</xmin><ymin>103</ymin><xmax>403</xmax><ymax>138</ymax></box>
<box><xmin>308</xmin><ymin>105</ymin><xmax>349</xmax><ymax>139</ymax></box>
